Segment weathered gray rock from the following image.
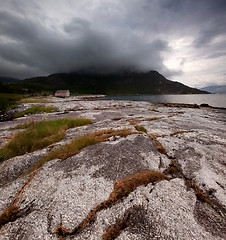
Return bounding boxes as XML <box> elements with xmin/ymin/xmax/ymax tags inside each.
<box><xmin>0</xmin><ymin>97</ymin><xmax>225</xmax><ymax>239</ymax></box>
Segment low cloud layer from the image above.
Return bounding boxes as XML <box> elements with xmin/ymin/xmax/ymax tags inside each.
<box><xmin>0</xmin><ymin>0</ymin><xmax>226</xmax><ymax>87</ymax></box>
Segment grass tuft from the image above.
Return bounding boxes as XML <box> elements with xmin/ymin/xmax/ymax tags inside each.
<box><xmin>0</xmin><ymin>170</ymin><xmax>37</xmax><ymax>228</ymax></box>
<box><xmin>149</xmin><ymin>135</ymin><xmax>168</xmax><ymax>156</ymax></box>
<box><xmin>110</xmin><ymin>171</ymin><xmax>170</xmax><ymax>200</ymax></box>
<box><xmin>54</xmin><ymin>225</ymin><xmax>70</xmax><ymax>239</ymax></box>
<box><xmin>20</xmin><ymin>98</ymin><xmax>53</xmax><ymax>103</ymax></box>
<box><xmin>13</xmin><ymin>105</ymin><xmax>58</xmax><ymax>119</ymax></box>
<box><xmin>34</xmin><ymin>135</ymin><xmax>97</xmax><ymax>170</ymax></box>
<box><xmin>102</xmin><ymin>216</ymin><xmax>130</xmax><ymax>240</ymax></box>
<box><xmin>0</xmin><ymin>118</ymin><xmax>93</xmax><ymax>162</ymax></box>
<box><xmin>0</xmin><ymin>205</ymin><xmax>20</xmax><ymax>228</ymax></box>
<box><xmin>164</xmin><ymin>161</ymin><xmax>210</xmax><ymax>204</ymax></box>
<box><xmin>56</xmin><ymin>170</ymin><xmax>169</xmax><ymax>238</ymax></box>
<box><xmin>169</xmin><ymin>130</ymin><xmax>190</xmax><ymax>136</ymax></box>
<box><xmin>32</xmin><ymin>129</ymin><xmax>134</xmax><ymax>172</ymax></box>
<box><xmin>163</xmin><ymin>162</ymin><xmax>180</xmax><ymax>175</ymax></box>
<box><xmin>134</xmin><ymin>125</ymin><xmax>147</xmax><ymax>133</ymax></box>
<box><xmin>144</xmin><ymin>117</ymin><xmax>163</xmax><ymax>121</ymax></box>
<box><xmin>186</xmin><ymin>179</ymin><xmax>210</xmax><ymax>204</ymax></box>
<box><xmin>149</xmin><ymin>109</ymin><xmax>159</xmax><ymax>112</ymax></box>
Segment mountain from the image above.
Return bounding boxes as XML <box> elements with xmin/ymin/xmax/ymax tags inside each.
<box><xmin>200</xmin><ymin>85</ymin><xmax>226</xmax><ymax>94</ymax></box>
<box><xmin>8</xmin><ymin>70</ymin><xmax>208</xmax><ymax>94</ymax></box>
<box><xmin>0</xmin><ymin>76</ymin><xmax>20</xmax><ymax>83</ymax></box>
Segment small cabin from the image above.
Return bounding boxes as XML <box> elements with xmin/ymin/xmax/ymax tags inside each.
<box><xmin>55</xmin><ymin>90</ymin><xmax>70</xmax><ymax>98</ymax></box>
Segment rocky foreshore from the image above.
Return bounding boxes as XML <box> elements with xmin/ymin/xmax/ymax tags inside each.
<box><xmin>0</xmin><ymin>96</ymin><xmax>225</xmax><ymax>239</ymax></box>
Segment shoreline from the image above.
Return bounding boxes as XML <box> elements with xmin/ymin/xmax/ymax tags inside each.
<box><xmin>103</xmin><ymin>93</ymin><xmax>226</xmax><ymax>108</ymax></box>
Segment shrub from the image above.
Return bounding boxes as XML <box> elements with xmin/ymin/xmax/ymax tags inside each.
<box><xmin>0</xmin><ymin>94</ymin><xmax>23</xmax><ymax>113</ymax></box>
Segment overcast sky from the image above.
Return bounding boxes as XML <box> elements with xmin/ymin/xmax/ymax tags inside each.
<box><xmin>0</xmin><ymin>0</ymin><xmax>226</xmax><ymax>87</ymax></box>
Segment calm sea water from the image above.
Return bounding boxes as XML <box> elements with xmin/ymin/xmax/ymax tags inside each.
<box><xmin>104</xmin><ymin>94</ymin><xmax>226</xmax><ymax>108</ymax></box>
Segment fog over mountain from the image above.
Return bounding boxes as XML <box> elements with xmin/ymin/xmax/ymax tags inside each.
<box><xmin>0</xmin><ymin>0</ymin><xmax>226</xmax><ymax>87</ymax></box>
<box><xmin>200</xmin><ymin>85</ymin><xmax>226</xmax><ymax>94</ymax></box>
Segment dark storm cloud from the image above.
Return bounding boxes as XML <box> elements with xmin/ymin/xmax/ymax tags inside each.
<box><xmin>148</xmin><ymin>0</ymin><xmax>226</xmax><ymax>48</ymax></box>
<box><xmin>164</xmin><ymin>0</ymin><xmax>226</xmax><ymax>47</ymax></box>
<box><xmin>0</xmin><ymin>0</ymin><xmax>226</xmax><ymax>85</ymax></box>
<box><xmin>0</xmin><ymin>8</ymin><xmax>171</xmax><ymax>78</ymax></box>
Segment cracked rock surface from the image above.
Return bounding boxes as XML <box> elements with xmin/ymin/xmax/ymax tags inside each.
<box><xmin>0</xmin><ymin>96</ymin><xmax>225</xmax><ymax>239</ymax></box>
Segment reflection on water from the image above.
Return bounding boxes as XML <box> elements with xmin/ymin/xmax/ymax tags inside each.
<box><xmin>104</xmin><ymin>94</ymin><xmax>226</xmax><ymax>108</ymax></box>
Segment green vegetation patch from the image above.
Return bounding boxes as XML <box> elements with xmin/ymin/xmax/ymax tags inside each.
<box><xmin>0</xmin><ymin>94</ymin><xmax>23</xmax><ymax>113</ymax></box>
<box><xmin>134</xmin><ymin>125</ymin><xmax>147</xmax><ymax>133</ymax></box>
<box><xmin>0</xmin><ymin>118</ymin><xmax>93</xmax><ymax>162</ymax></box>
<box><xmin>20</xmin><ymin>98</ymin><xmax>53</xmax><ymax>103</ymax></box>
<box><xmin>13</xmin><ymin>105</ymin><xmax>58</xmax><ymax>119</ymax></box>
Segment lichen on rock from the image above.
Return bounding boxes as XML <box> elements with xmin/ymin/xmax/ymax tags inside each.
<box><xmin>0</xmin><ymin>96</ymin><xmax>225</xmax><ymax>239</ymax></box>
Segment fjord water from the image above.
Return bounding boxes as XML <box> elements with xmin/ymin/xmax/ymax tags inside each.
<box><xmin>104</xmin><ymin>94</ymin><xmax>226</xmax><ymax>108</ymax></box>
